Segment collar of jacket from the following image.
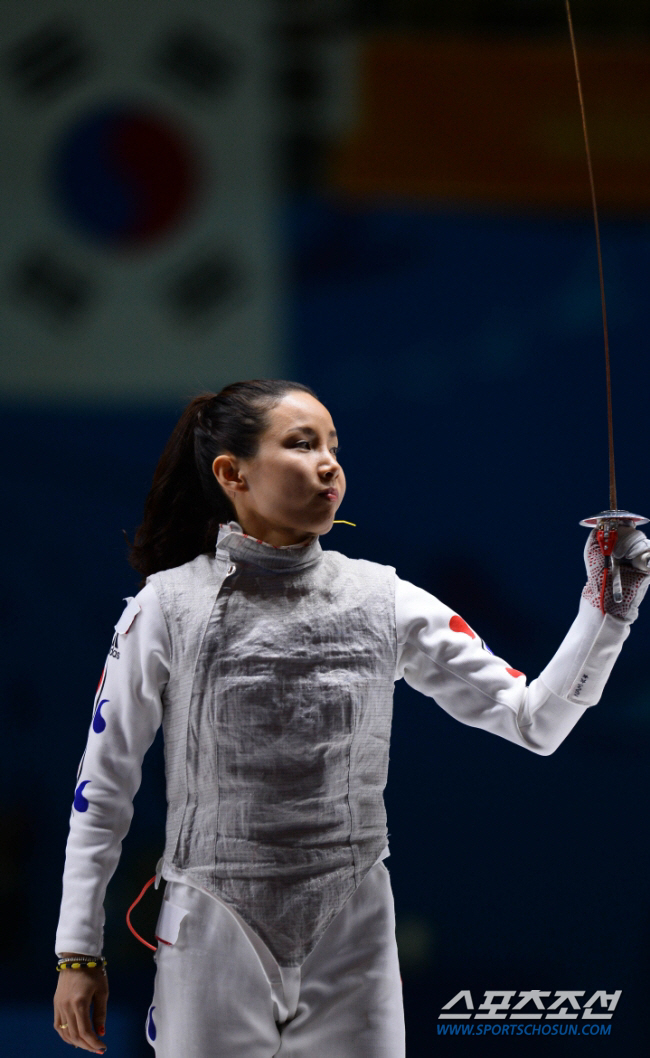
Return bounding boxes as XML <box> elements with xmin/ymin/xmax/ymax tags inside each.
<box><xmin>215</xmin><ymin>520</ymin><xmax>323</xmax><ymax>573</ymax></box>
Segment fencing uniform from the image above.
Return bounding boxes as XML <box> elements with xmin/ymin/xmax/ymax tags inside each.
<box><xmin>56</xmin><ymin>521</ymin><xmax>631</xmax><ymax>1056</ymax></box>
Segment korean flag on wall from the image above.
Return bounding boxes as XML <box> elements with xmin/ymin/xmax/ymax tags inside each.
<box><xmin>0</xmin><ymin>0</ymin><xmax>280</xmax><ymax>403</ymax></box>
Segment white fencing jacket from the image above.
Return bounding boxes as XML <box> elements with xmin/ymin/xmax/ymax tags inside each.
<box><xmin>56</xmin><ymin>522</ymin><xmax>629</xmax><ymax>965</ymax></box>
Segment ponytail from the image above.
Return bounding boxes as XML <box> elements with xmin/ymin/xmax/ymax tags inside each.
<box><xmin>129</xmin><ymin>379</ymin><xmax>317</xmax><ymax>582</ymax></box>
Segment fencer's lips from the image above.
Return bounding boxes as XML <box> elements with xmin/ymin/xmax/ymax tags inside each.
<box><xmin>319</xmin><ymin>488</ymin><xmax>338</xmax><ymax>501</ymax></box>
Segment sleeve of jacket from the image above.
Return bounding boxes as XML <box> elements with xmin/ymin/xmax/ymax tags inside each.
<box><xmin>394</xmin><ymin>575</ymin><xmax>630</xmax><ymax>756</ymax></box>
<box><xmin>55</xmin><ymin>583</ymin><xmax>170</xmax><ymax>956</ymax></box>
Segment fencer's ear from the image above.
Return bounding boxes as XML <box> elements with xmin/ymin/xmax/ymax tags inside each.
<box><xmin>212</xmin><ymin>454</ymin><xmax>247</xmax><ymax>492</ymax></box>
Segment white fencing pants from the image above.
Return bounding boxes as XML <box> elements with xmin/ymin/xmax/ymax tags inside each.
<box><xmin>146</xmin><ymin>861</ymin><xmax>405</xmax><ymax>1058</ymax></box>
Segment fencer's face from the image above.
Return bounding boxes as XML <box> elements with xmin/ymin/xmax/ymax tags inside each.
<box><xmin>212</xmin><ymin>391</ymin><xmax>346</xmax><ymax>547</ymax></box>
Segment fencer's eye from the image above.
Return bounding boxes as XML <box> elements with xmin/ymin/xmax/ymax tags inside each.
<box><xmin>293</xmin><ymin>439</ymin><xmax>311</xmax><ymax>449</ymax></box>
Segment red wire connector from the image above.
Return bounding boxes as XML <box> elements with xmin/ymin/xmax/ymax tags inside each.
<box><xmin>126</xmin><ymin>875</ymin><xmax>157</xmax><ymax>951</ymax></box>
<box><xmin>596</xmin><ymin>525</ymin><xmax>618</xmax><ymax>614</ymax></box>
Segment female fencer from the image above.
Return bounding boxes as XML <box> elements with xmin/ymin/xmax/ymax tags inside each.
<box><xmin>53</xmin><ymin>379</ymin><xmax>650</xmax><ymax>1057</ymax></box>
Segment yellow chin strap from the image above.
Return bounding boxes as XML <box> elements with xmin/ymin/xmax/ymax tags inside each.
<box><xmin>333</xmin><ymin>520</ymin><xmax>356</xmax><ymax>526</ymax></box>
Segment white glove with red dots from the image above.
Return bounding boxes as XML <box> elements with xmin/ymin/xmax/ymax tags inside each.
<box><xmin>582</xmin><ymin>526</ymin><xmax>650</xmax><ymax>622</ymax></box>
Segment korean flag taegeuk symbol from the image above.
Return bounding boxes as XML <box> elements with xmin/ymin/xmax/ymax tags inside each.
<box><xmin>0</xmin><ymin>0</ymin><xmax>279</xmax><ymax>403</ymax></box>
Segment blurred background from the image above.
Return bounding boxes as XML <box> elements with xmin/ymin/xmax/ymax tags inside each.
<box><xmin>1</xmin><ymin>0</ymin><xmax>650</xmax><ymax>1054</ymax></box>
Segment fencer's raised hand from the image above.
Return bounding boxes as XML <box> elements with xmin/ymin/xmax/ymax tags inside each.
<box><xmin>582</xmin><ymin>526</ymin><xmax>650</xmax><ymax>622</ymax></box>
<box><xmin>53</xmin><ymin>961</ymin><xmax>108</xmax><ymax>1053</ymax></box>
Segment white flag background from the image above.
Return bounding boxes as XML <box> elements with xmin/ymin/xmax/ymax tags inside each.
<box><xmin>0</xmin><ymin>0</ymin><xmax>280</xmax><ymax>404</ymax></box>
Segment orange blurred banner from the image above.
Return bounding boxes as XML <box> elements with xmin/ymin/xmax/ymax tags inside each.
<box><xmin>330</xmin><ymin>36</ymin><xmax>650</xmax><ymax>210</ymax></box>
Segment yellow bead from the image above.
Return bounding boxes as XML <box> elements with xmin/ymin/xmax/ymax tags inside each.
<box><xmin>71</xmin><ymin>962</ymin><xmax>81</xmax><ymax>969</ymax></box>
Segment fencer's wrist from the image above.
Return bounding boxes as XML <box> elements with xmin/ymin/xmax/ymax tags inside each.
<box><xmin>56</xmin><ymin>954</ymin><xmax>107</xmax><ymax>974</ymax></box>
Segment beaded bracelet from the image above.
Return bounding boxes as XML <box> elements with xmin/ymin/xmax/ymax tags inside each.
<box><xmin>56</xmin><ymin>956</ymin><xmax>107</xmax><ymax>973</ymax></box>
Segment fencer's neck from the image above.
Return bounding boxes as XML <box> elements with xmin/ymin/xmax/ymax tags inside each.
<box><xmin>216</xmin><ymin>521</ymin><xmax>322</xmax><ymax>573</ymax></box>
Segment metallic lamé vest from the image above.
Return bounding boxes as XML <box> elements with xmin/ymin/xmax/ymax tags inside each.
<box><xmin>148</xmin><ymin>523</ymin><xmax>397</xmax><ymax>966</ymax></box>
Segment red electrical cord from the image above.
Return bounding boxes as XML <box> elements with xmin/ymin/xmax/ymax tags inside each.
<box><xmin>126</xmin><ymin>875</ymin><xmax>157</xmax><ymax>951</ymax></box>
<box><xmin>596</xmin><ymin>526</ymin><xmax>617</xmax><ymax>616</ymax></box>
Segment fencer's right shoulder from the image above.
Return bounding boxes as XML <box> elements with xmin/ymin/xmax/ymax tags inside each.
<box><xmin>115</xmin><ymin>582</ymin><xmax>167</xmax><ymax>632</ymax></box>
<box><xmin>145</xmin><ymin>553</ymin><xmax>221</xmax><ymax>628</ymax></box>
<box><xmin>145</xmin><ymin>552</ymin><xmax>216</xmax><ymax>593</ymax></box>
<box><xmin>111</xmin><ymin>584</ymin><xmax>171</xmax><ymax>675</ymax></box>
<box><xmin>133</xmin><ymin>581</ymin><xmax>166</xmax><ymax>612</ymax></box>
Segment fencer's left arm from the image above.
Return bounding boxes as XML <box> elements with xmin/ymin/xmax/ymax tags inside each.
<box><xmin>395</xmin><ymin>530</ymin><xmax>649</xmax><ymax>755</ymax></box>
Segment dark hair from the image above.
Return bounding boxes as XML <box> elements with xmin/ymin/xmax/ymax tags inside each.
<box><xmin>129</xmin><ymin>379</ymin><xmax>318</xmax><ymax>581</ymax></box>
